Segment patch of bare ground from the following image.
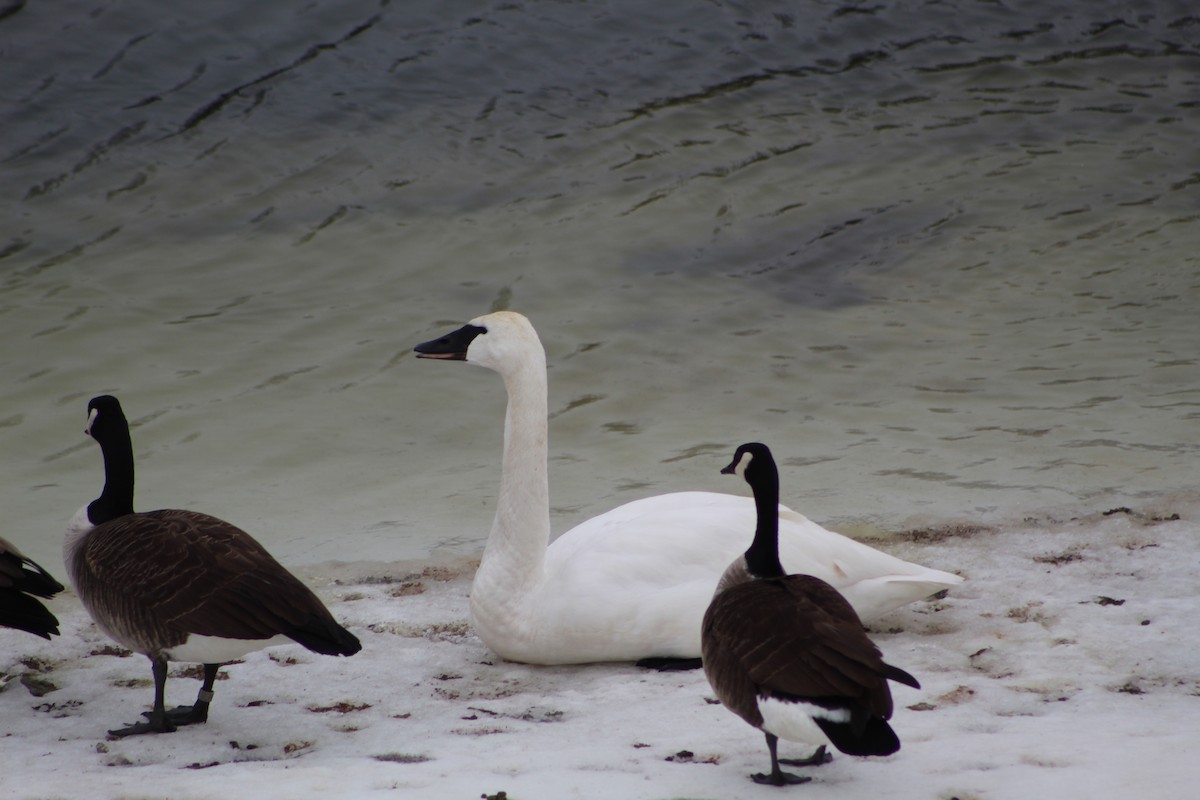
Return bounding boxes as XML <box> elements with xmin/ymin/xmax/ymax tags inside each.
<box><xmin>367</xmin><ymin>620</ymin><xmax>472</xmax><ymax>640</ymax></box>
<box><xmin>1101</xmin><ymin>506</ymin><xmax>1181</xmax><ymax>523</ymax></box>
<box><xmin>306</xmin><ymin>701</ymin><xmax>372</xmax><ymax>713</ymax></box>
<box><xmin>87</xmin><ymin>645</ymin><xmax>133</xmax><ymax>657</ymax></box>
<box><xmin>332</xmin><ymin>561</ymin><xmax>478</xmax><ymax>588</ymax></box>
<box><xmin>908</xmin><ymin>685</ymin><xmax>976</xmax><ymax>711</ymax></box>
<box><xmin>1032</xmin><ymin>548</ymin><xmax>1085</xmax><ymax>566</ymax></box>
<box><xmin>894</xmin><ymin>522</ymin><xmax>997</xmax><ymax>543</ymax></box>
<box><xmin>173</xmin><ymin>663</ymin><xmax>232</xmax><ymax>680</ymax></box>
<box><xmin>373</xmin><ymin>752</ymin><xmax>432</xmax><ymax>763</ymax></box>
<box><xmin>1004</xmin><ymin>601</ymin><xmax>1051</xmax><ymax>625</ymax></box>
<box><xmin>433</xmin><ymin>675</ymin><xmax>527</xmax><ymax>702</ymax></box>
<box><xmin>462</xmin><ymin>705</ymin><xmax>565</xmax><ymax>723</ymax></box>
<box><xmin>664</xmin><ymin>749</ymin><xmax>721</xmax><ymax>764</ymax></box>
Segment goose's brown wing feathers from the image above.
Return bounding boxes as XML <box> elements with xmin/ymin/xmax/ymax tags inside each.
<box><xmin>75</xmin><ymin>510</ymin><xmax>358</xmax><ymax>653</ymax></box>
<box><xmin>0</xmin><ymin>537</ymin><xmax>64</xmax><ymax>598</ymax></box>
<box><xmin>704</xmin><ymin>575</ymin><xmax>904</xmax><ymax>719</ymax></box>
<box><xmin>0</xmin><ymin>537</ymin><xmax>64</xmax><ymax>639</ymax></box>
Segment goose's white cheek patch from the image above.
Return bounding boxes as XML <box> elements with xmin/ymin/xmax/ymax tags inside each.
<box><xmin>730</xmin><ymin>452</ymin><xmax>751</xmax><ymax>478</ymax></box>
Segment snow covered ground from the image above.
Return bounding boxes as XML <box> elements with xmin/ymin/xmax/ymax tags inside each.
<box><xmin>3</xmin><ymin>496</ymin><xmax>1197</xmax><ymax>800</ymax></box>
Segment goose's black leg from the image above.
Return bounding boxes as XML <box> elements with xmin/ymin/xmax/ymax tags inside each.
<box><xmin>155</xmin><ymin>663</ymin><xmax>220</xmax><ymax>726</ymax></box>
<box><xmin>752</xmin><ymin>732</ymin><xmax>812</xmax><ymax>786</ymax></box>
<box><xmin>109</xmin><ymin>656</ymin><xmax>177</xmax><ymax>737</ymax></box>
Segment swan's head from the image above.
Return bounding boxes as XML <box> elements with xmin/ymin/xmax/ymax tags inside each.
<box><xmin>414</xmin><ymin>311</ymin><xmax>544</xmax><ymax>373</ymax></box>
<box><xmin>721</xmin><ymin>442</ymin><xmax>777</xmax><ymax>485</ymax></box>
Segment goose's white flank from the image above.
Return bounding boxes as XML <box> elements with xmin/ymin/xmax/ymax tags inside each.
<box><xmin>415</xmin><ymin>312</ymin><xmax>961</xmax><ymax>666</ymax></box>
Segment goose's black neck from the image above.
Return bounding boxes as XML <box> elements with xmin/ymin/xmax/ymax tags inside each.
<box><xmin>744</xmin><ymin>460</ymin><xmax>785</xmax><ymax>579</ymax></box>
<box><xmin>726</xmin><ymin>443</ymin><xmax>786</xmax><ymax>579</ymax></box>
<box><xmin>87</xmin><ymin>397</ymin><xmax>136</xmax><ymax>525</ymax></box>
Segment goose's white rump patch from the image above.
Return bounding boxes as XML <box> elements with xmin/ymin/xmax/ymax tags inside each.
<box><xmin>164</xmin><ymin>633</ymin><xmax>293</xmax><ymax>664</ymax></box>
<box><xmin>757</xmin><ymin>695</ymin><xmax>842</xmax><ymax>747</ymax></box>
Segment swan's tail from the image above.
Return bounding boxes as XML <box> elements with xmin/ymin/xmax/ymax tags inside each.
<box><xmin>846</xmin><ymin>570</ymin><xmax>963</xmax><ymax>622</ymax></box>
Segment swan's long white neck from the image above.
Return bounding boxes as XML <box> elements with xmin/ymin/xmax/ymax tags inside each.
<box><xmin>477</xmin><ymin>346</ymin><xmax>551</xmax><ymax>604</ymax></box>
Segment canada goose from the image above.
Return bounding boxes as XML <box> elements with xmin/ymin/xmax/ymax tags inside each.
<box><xmin>702</xmin><ymin>442</ymin><xmax>920</xmax><ymax>786</ymax></box>
<box><xmin>64</xmin><ymin>395</ymin><xmax>361</xmax><ymax>737</ymax></box>
<box><xmin>414</xmin><ymin>311</ymin><xmax>961</xmax><ymax>666</ymax></box>
<box><xmin>0</xmin><ymin>536</ymin><xmax>64</xmax><ymax>639</ymax></box>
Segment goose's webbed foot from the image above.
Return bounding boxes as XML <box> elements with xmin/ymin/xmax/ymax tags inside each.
<box><xmin>779</xmin><ymin>745</ymin><xmax>831</xmax><ymax>767</ymax></box>
<box><xmin>751</xmin><ymin>769</ymin><xmax>812</xmax><ymax>786</ymax></box>
<box><xmin>108</xmin><ymin>709</ymin><xmax>177</xmax><ymax>738</ymax></box>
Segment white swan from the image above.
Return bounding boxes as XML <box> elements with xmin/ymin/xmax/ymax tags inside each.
<box><xmin>415</xmin><ymin>311</ymin><xmax>961</xmax><ymax>665</ymax></box>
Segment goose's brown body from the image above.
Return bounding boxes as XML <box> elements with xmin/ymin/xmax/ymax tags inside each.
<box><xmin>68</xmin><ymin>508</ymin><xmax>360</xmax><ymax>661</ymax></box>
<box><xmin>703</xmin><ymin>573</ymin><xmax>914</xmax><ymax>758</ymax></box>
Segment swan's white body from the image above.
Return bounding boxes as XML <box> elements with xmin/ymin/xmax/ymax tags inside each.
<box><xmin>421</xmin><ymin>312</ymin><xmax>962</xmax><ymax>665</ymax></box>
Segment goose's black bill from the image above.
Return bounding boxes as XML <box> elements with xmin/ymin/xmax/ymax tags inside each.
<box><xmin>414</xmin><ymin>324</ymin><xmax>487</xmax><ymax>360</ymax></box>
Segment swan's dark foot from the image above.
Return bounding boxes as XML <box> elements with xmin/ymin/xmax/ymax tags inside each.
<box><xmin>635</xmin><ymin>656</ymin><xmax>703</xmax><ymax>671</ymax></box>
<box><xmin>780</xmin><ymin>745</ymin><xmax>831</xmax><ymax>767</ymax></box>
<box><xmin>752</xmin><ymin>769</ymin><xmax>812</xmax><ymax>786</ymax></box>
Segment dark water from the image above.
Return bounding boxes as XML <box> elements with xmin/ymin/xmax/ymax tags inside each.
<box><xmin>2</xmin><ymin>0</ymin><xmax>1198</xmax><ymax>568</ymax></box>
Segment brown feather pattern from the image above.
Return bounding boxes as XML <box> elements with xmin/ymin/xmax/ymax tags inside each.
<box><xmin>70</xmin><ymin>509</ymin><xmax>355</xmax><ymax>657</ymax></box>
<box><xmin>702</xmin><ymin>574</ymin><xmax>901</xmax><ymax>730</ymax></box>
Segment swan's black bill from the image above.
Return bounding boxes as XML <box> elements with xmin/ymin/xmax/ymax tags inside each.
<box><xmin>414</xmin><ymin>323</ymin><xmax>487</xmax><ymax>361</ymax></box>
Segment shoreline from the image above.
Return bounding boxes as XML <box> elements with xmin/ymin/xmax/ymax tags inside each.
<box><xmin>3</xmin><ymin>496</ymin><xmax>1196</xmax><ymax>798</ymax></box>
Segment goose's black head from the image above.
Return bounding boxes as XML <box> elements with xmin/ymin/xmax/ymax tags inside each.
<box><xmin>721</xmin><ymin>442</ymin><xmax>777</xmax><ymax>485</ymax></box>
<box><xmin>414</xmin><ymin>323</ymin><xmax>488</xmax><ymax>361</ymax></box>
<box><xmin>85</xmin><ymin>395</ymin><xmax>128</xmax><ymax>442</ymax></box>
